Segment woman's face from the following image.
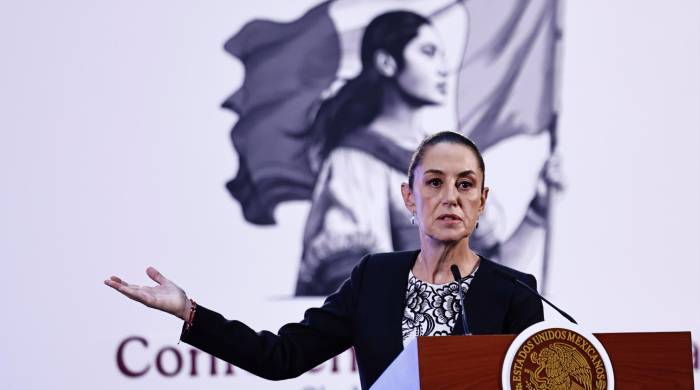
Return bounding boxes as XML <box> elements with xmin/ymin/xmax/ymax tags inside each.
<box><xmin>402</xmin><ymin>142</ymin><xmax>488</xmax><ymax>243</ymax></box>
<box><xmin>396</xmin><ymin>24</ymin><xmax>448</xmax><ymax>105</ymax></box>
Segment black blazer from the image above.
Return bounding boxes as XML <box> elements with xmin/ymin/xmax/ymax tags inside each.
<box><xmin>181</xmin><ymin>250</ymin><xmax>544</xmax><ymax>389</ymax></box>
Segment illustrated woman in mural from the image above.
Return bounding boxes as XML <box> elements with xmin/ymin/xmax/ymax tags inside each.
<box><xmin>105</xmin><ymin>131</ymin><xmax>545</xmax><ymax>390</ymax></box>
<box><xmin>293</xmin><ymin>10</ymin><xmax>560</xmax><ymax>295</ymax></box>
<box><xmin>294</xmin><ymin>11</ymin><xmax>447</xmax><ymax>295</ymax></box>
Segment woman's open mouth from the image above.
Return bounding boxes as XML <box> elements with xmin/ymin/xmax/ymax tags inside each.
<box><xmin>438</xmin><ymin>214</ymin><xmax>462</xmax><ymax>223</ymax></box>
<box><xmin>436</xmin><ymin>82</ymin><xmax>447</xmax><ymax>95</ymax></box>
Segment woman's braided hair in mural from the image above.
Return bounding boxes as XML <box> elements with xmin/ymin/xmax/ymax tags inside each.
<box><xmin>407</xmin><ymin>131</ymin><xmax>486</xmax><ymax>190</ymax></box>
<box><xmin>309</xmin><ymin>11</ymin><xmax>431</xmax><ymax>158</ymax></box>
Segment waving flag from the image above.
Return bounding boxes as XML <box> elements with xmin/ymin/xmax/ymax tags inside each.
<box><xmin>458</xmin><ymin>0</ymin><xmax>561</xmax><ymax>150</ymax></box>
<box><xmin>222</xmin><ymin>1</ymin><xmax>340</xmax><ymax>225</ymax></box>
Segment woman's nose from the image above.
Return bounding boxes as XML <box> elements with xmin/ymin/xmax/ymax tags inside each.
<box><xmin>441</xmin><ymin>184</ymin><xmax>459</xmax><ymax>206</ymax></box>
<box><xmin>438</xmin><ymin>61</ymin><xmax>448</xmax><ymax>78</ymax></box>
<box><xmin>437</xmin><ymin>54</ymin><xmax>448</xmax><ymax>78</ymax></box>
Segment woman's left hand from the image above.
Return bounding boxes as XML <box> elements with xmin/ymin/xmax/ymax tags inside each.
<box><xmin>527</xmin><ymin>153</ymin><xmax>565</xmax><ymax>224</ymax></box>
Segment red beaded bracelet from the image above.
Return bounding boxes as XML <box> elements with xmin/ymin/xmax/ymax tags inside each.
<box><xmin>183</xmin><ymin>299</ymin><xmax>197</xmax><ymax>332</ymax></box>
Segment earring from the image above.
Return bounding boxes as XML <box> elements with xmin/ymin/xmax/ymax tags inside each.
<box><xmin>410</xmin><ymin>214</ymin><xmax>416</xmax><ymax>225</ymax></box>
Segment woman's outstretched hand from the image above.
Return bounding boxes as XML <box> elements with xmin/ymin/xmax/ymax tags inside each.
<box><xmin>104</xmin><ymin>267</ymin><xmax>191</xmax><ymax>321</ymax></box>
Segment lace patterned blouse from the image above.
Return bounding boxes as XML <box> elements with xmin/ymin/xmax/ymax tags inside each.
<box><xmin>402</xmin><ymin>267</ymin><xmax>478</xmax><ymax>347</ymax></box>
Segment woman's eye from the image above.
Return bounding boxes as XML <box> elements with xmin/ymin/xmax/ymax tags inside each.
<box><xmin>457</xmin><ymin>181</ymin><xmax>473</xmax><ymax>190</ymax></box>
<box><xmin>421</xmin><ymin>44</ymin><xmax>437</xmax><ymax>57</ymax></box>
<box><xmin>428</xmin><ymin>178</ymin><xmax>441</xmax><ymax>187</ymax></box>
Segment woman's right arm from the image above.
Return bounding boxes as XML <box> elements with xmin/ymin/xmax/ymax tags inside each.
<box><xmin>105</xmin><ymin>256</ymin><xmax>368</xmax><ymax>380</ymax></box>
<box><xmin>180</xmin><ymin>272</ymin><xmax>358</xmax><ymax>380</ymax></box>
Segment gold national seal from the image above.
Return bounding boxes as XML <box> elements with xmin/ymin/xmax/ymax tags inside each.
<box><xmin>508</xmin><ymin>328</ymin><xmax>609</xmax><ymax>390</ymax></box>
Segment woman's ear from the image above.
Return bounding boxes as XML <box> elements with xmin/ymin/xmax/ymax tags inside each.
<box><xmin>479</xmin><ymin>186</ymin><xmax>490</xmax><ymax>213</ymax></box>
<box><xmin>374</xmin><ymin>50</ymin><xmax>398</xmax><ymax>77</ymax></box>
<box><xmin>401</xmin><ymin>182</ymin><xmax>415</xmax><ymax>213</ymax></box>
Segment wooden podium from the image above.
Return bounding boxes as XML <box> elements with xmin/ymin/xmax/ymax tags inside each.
<box><xmin>370</xmin><ymin>332</ymin><xmax>694</xmax><ymax>389</ymax></box>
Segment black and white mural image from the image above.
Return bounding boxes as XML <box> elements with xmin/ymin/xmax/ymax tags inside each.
<box><xmin>223</xmin><ymin>0</ymin><xmax>563</xmax><ymax>296</ymax></box>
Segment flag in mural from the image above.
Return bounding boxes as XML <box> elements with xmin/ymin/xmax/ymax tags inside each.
<box><xmin>222</xmin><ymin>0</ymin><xmax>563</xmax><ymax>296</ymax></box>
<box><xmin>222</xmin><ymin>1</ymin><xmax>340</xmax><ymax>226</ymax></box>
<box><xmin>458</xmin><ymin>0</ymin><xmax>560</xmax><ymax>149</ymax></box>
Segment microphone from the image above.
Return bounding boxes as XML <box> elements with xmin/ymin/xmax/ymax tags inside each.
<box><xmin>450</xmin><ymin>264</ymin><xmax>471</xmax><ymax>335</ymax></box>
<box><xmin>494</xmin><ymin>268</ymin><xmax>577</xmax><ymax>324</ymax></box>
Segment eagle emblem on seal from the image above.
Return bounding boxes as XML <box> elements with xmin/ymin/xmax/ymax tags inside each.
<box><xmin>524</xmin><ymin>342</ymin><xmax>593</xmax><ymax>390</ymax></box>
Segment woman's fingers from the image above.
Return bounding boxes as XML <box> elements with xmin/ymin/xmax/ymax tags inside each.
<box><xmin>105</xmin><ymin>278</ymin><xmax>137</xmax><ymax>298</ymax></box>
<box><xmin>146</xmin><ymin>266</ymin><xmax>167</xmax><ymax>285</ymax></box>
<box><xmin>539</xmin><ymin>154</ymin><xmax>565</xmax><ymax>191</ymax></box>
<box><xmin>104</xmin><ymin>275</ymin><xmax>128</xmax><ymax>289</ymax></box>
<box><xmin>105</xmin><ymin>276</ymin><xmax>158</xmax><ymax>305</ymax></box>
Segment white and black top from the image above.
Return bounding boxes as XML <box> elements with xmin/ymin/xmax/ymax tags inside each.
<box><xmin>401</xmin><ymin>267</ymin><xmax>478</xmax><ymax>347</ymax></box>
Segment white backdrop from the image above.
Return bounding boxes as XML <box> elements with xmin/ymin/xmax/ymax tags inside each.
<box><xmin>1</xmin><ymin>0</ymin><xmax>698</xmax><ymax>389</ymax></box>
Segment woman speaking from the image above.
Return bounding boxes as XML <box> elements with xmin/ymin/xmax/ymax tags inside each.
<box><xmin>105</xmin><ymin>131</ymin><xmax>544</xmax><ymax>389</ymax></box>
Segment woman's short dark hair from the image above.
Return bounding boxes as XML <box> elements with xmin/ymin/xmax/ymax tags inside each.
<box><xmin>309</xmin><ymin>11</ymin><xmax>431</xmax><ymax>158</ymax></box>
<box><xmin>407</xmin><ymin>131</ymin><xmax>486</xmax><ymax>189</ymax></box>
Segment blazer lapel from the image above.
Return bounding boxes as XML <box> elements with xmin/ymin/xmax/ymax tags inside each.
<box><xmin>452</xmin><ymin>258</ymin><xmax>514</xmax><ymax>335</ymax></box>
<box><xmin>386</xmin><ymin>250</ymin><xmax>419</xmax><ymax>351</ymax></box>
